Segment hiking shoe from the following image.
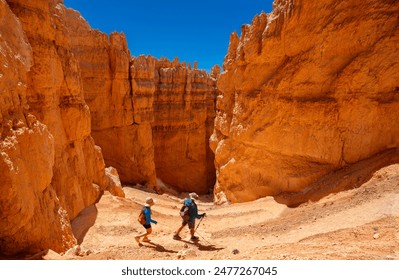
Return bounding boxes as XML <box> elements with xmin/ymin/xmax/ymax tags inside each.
<box><xmin>173</xmin><ymin>234</ymin><xmax>181</xmax><ymax>240</ymax></box>
<box><xmin>190</xmin><ymin>236</ymin><xmax>199</xmax><ymax>241</ymax></box>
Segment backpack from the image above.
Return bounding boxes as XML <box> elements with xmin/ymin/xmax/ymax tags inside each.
<box><xmin>138</xmin><ymin>207</ymin><xmax>146</xmax><ymax>225</ymax></box>
<box><xmin>180</xmin><ymin>204</ymin><xmax>191</xmax><ymax>222</ymax></box>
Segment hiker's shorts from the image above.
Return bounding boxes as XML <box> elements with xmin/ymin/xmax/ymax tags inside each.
<box><xmin>182</xmin><ymin>220</ymin><xmax>195</xmax><ymax>229</ymax></box>
<box><xmin>143</xmin><ymin>223</ymin><xmax>151</xmax><ymax>229</ymax></box>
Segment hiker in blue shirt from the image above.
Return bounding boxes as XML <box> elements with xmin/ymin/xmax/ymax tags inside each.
<box><xmin>173</xmin><ymin>192</ymin><xmax>206</xmax><ymax>241</ymax></box>
<box><xmin>135</xmin><ymin>197</ymin><xmax>157</xmax><ymax>245</ymax></box>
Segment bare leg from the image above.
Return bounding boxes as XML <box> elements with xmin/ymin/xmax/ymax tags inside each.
<box><xmin>175</xmin><ymin>225</ymin><xmax>185</xmax><ymax>235</ymax></box>
<box><xmin>173</xmin><ymin>224</ymin><xmax>185</xmax><ymax>239</ymax></box>
<box><xmin>135</xmin><ymin>227</ymin><xmax>152</xmax><ymax>243</ymax></box>
<box><xmin>190</xmin><ymin>222</ymin><xmax>199</xmax><ymax>241</ymax></box>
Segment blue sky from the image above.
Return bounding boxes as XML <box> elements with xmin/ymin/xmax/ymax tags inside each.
<box><xmin>64</xmin><ymin>0</ymin><xmax>274</xmax><ymax>72</ymax></box>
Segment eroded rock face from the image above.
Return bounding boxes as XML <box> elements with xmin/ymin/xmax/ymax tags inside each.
<box><xmin>1</xmin><ymin>0</ymin><xmax>110</xmax><ymax>255</ymax></box>
<box><xmin>150</xmin><ymin>58</ymin><xmax>217</xmax><ymax>193</ymax></box>
<box><xmin>1</xmin><ymin>0</ymin><xmax>216</xmax><ymax>256</ymax></box>
<box><xmin>68</xmin><ymin>24</ymin><xmax>218</xmax><ymax>193</ymax></box>
<box><xmin>212</xmin><ymin>0</ymin><xmax>399</xmax><ymax>203</ymax></box>
<box><xmin>0</xmin><ymin>0</ymin><xmax>73</xmax><ymax>255</ymax></box>
<box><xmin>65</xmin><ymin>9</ymin><xmax>157</xmax><ymax>186</ymax></box>
<box><xmin>8</xmin><ymin>0</ymin><xmax>109</xmax><ymax>219</ymax></box>
<box><xmin>66</xmin><ymin>8</ymin><xmax>218</xmax><ymax>194</ymax></box>
<box><xmin>129</xmin><ymin>55</ymin><xmax>219</xmax><ymax>193</ymax></box>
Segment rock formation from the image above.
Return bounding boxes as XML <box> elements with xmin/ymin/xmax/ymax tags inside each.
<box><xmin>0</xmin><ymin>0</ymin><xmax>72</xmax><ymax>256</ymax></box>
<box><xmin>150</xmin><ymin>58</ymin><xmax>217</xmax><ymax>193</ymax></box>
<box><xmin>211</xmin><ymin>0</ymin><xmax>399</xmax><ymax>204</ymax></box>
<box><xmin>3</xmin><ymin>0</ymin><xmax>398</xmax><ymax>257</ymax></box>
<box><xmin>1</xmin><ymin>0</ymin><xmax>216</xmax><ymax>257</ymax></box>
<box><xmin>65</xmin><ymin>9</ymin><xmax>157</xmax><ymax>187</ymax></box>
<box><xmin>66</xmin><ymin>8</ymin><xmax>218</xmax><ymax>194</ymax></box>
<box><xmin>66</xmin><ymin>10</ymin><xmax>218</xmax><ymax>193</ymax></box>
<box><xmin>1</xmin><ymin>0</ymin><xmax>112</xmax><ymax>256</ymax></box>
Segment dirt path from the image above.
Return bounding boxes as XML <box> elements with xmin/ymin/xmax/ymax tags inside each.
<box><xmin>61</xmin><ymin>165</ymin><xmax>399</xmax><ymax>260</ymax></box>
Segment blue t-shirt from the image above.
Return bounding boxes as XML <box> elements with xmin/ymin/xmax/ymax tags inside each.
<box><xmin>143</xmin><ymin>206</ymin><xmax>157</xmax><ymax>225</ymax></box>
<box><xmin>184</xmin><ymin>199</ymin><xmax>202</xmax><ymax>223</ymax></box>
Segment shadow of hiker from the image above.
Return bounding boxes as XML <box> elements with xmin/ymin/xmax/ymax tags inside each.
<box><xmin>143</xmin><ymin>241</ymin><xmax>179</xmax><ymax>254</ymax></box>
<box><xmin>177</xmin><ymin>240</ymin><xmax>224</xmax><ymax>252</ymax></box>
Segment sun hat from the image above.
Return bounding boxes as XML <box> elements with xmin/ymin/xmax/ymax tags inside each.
<box><xmin>189</xmin><ymin>192</ymin><xmax>199</xmax><ymax>200</ymax></box>
<box><xmin>144</xmin><ymin>197</ymin><xmax>155</xmax><ymax>207</ymax></box>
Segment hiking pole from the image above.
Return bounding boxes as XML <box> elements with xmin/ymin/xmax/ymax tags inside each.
<box><xmin>195</xmin><ymin>230</ymin><xmax>212</xmax><ymax>245</ymax></box>
<box><xmin>193</xmin><ymin>216</ymin><xmax>205</xmax><ymax>235</ymax></box>
<box><xmin>193</xmin><ymin>216</ymin><xmax>212</xmax><ymax>245</ymax></box>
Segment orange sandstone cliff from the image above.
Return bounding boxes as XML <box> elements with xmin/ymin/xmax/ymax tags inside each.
<box><xmin>0</xmin><ymin>0</ymin><xmax>216</xmax><ymax>257</ymax></box>
<box><xmin>66</xmin><ymin>7</ymin><xmax>218</xmax><ymax>193</ymax></box>
<box><xmin>1</xmin><ymin>0</ymin><xmax>216</xmax><ymax>256</ymax></box>
<box><xmin>6</xmin><ymin>0</ymin><xmax>398</xmax><ymax>257</ymax></box>
<box><xmin>211</xmin><ymin>0</ymin><xmax>399</xmax><ymax>204</ymax></box>
<box><xmin>0</xmin><ymin>0</ymin><xmax>114</xmax><ymax>255</ymax></box>
<box><xmin>65</xmin><ymin>9</ymin><xmax>157</xmax><ymax>186</ymax></box>
<box><xmin>150</xmin><ymin>58</ymin><xmax>218</xmax><ymax>193</ymax></box>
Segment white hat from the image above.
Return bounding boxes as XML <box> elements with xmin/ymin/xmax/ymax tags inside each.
<box><xmin>189</xmin><ymin>192</ymin><xmax>199</xmax><ymax>200</ymax></box>
<box><xmin>144</xmin><ymin>197</ymin><xmax>155</xmax><ymax>207</ymax></box>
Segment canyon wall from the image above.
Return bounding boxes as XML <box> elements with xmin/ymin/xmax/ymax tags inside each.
<box><xmin>3</xmin><ymin>0</ymin><xmax>397</xmax><ymax>256</ymax></box>
<box><xmin>66</xmin><ymin>6</ymin><xmax>219</xmax><ymax>195</ymax></box>
<box><xmin>0</xmin><ymin>0</ymin><xmax>73</xmax><ymax>256</ymax></box>
<box><xmin>151</xmin><ymin>58</ymin><xmax>218</xmax><ymax>193</ymax></box>
<box><xmin>66</xmin><ymin>10</ymin><xmax>218</xmax><ymax>194</ymax></box>
<box><xmin>1</xmin><ymin>0</ymin><xmax>214</xmax><ymax>257</ymax></box>
<box><xmin>65</xmin><ymin>9</ymin><xmax>157</xmax><ymax>187</ymax></box>
<box><xmin>0</xmin><ymin>0</ymin><xmax>111</xmax><ymax>256</ymax></box>
<box><xmin>211</xmin><ymin>0</ymin><xmax>399</xmax><ymax>204</ymax></box>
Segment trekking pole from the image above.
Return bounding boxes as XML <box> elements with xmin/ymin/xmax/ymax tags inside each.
<box><xmin>195</xmin><ymin>230</ymin><xmax>212</xmax><ymax>245</ymax></box>
<box><xmin>193</xmin><ymin>216</ymin><xmax>205</xmax><ymax>235</ymax></box>
<box><xmin>193</xmin><ymin>216</ymin><xmax>213</xmax><ymax>245</ymax></box>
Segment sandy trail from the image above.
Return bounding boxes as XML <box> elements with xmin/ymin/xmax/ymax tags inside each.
<box><xmin>61</xmin><ymin>165</ymin><xmax>399</xmax><ymax>260</ymax></box>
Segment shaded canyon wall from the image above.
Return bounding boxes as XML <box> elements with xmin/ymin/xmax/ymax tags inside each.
<box><xmin>150</xmin><ymin>58</ymin><xmax>218</xmax><ymax>193</ymax></box>
<box><xmin>211</xmin><ymin>0</ymin><xmax>399</xmax><ymax>204</ymax></box>
<box><xmin>0</xmin><ymin>0</ymin><xmax>113</xmax><ymax>256</ymax></box>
